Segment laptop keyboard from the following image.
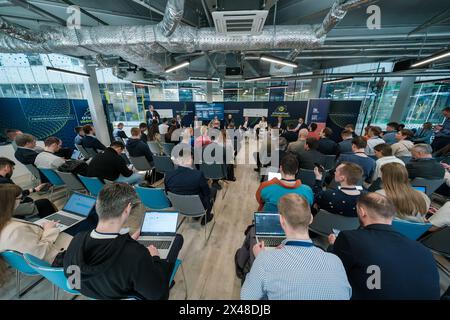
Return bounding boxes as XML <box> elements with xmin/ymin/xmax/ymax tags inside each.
<box><xmin>46</xmin><ymin>214</ymin><xmax>79</xmax><ymax>226</ymax></box>
<box><xmin>257</xmin><ymin>237</ymin><xmax>284</xmax><ymax>247</ymax></box>
<box><xmin>139</xmin><ymin>240</ymin><xmax>172</xmax><ymax>249</ymax></box>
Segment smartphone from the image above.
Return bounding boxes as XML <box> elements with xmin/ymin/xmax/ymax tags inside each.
<box><xmin>332</xmin><ymin>228</ymin><xmax>341</xmax><ymax>236</ymax></box>
<box><xmin>314</xmin><ymin>163</ymin><xmax>325</xmax><ymax>173</ymax></box>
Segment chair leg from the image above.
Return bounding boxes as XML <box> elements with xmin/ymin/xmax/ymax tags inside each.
<box><xmin>180</xmin><ymin>264</ymin><xmax>188</xmax><ymax>300</ymax></box>
<box><xmin>53</xmin><ymin>285</ymin><xmax>59</xmax><ymax>300</ymax></box>
<box><xmin>17</xmin><ymin>276</ymin><xmax>45</xmax><ymax>298</ymax></box>
<box><xmin>15</xmin><ymin>270</ymin><xmax>20</xmax><ymax>297</ymax></box>
<box><xmin>204</xmin><ymin>213</ymin><xmax>216</xmax><ymax>246</ymax></box>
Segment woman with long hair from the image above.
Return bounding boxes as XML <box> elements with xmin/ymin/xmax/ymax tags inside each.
<box><xmin>377</xmin><ymin>162</ymin><xmax>430</xmax><ymax>221</ymax></box>
<box><xmin>0</xmin><ymin>184</ymin><xmax>72</xmax><ymax>285</ymax></box>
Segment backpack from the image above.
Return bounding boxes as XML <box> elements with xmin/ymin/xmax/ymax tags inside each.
<box><xmin>58</xmin><ymin>159</ymin><xmax>88</xmax><ymax>176</ymax></box>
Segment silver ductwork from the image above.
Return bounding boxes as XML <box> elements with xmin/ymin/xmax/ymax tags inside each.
<box><xmin>0</xmin><ymin>0</ymin><xmax>371</xmax><ymax>80</ymax></box>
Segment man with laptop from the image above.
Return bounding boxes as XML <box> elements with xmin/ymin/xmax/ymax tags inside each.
<box><xmin>241</xmin><ymin>193</ymin><xmax>351</xmax><ymax>300</ymax></box>
<box><xmin>63</xmin><ymin>183</ymin><xmax>183</xmax><ymax>300</ymax></box>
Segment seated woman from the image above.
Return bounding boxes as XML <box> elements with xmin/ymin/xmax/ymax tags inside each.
<box><xmin>0</xmin><ymin>184</ymin><xmax>73</xmax><ymax>268</ymax></box>
<box><xmin>312</xmin><ymin>162</ymin><xmax>365</xmax><ymax>217</ymax></box>
<box><xmin>376</xmin><ymin>163</ymin><xmax>430</xmax><ymax>222</ymax></box>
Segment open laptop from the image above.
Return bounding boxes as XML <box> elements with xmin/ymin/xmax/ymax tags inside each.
<box><xmin>267</xmin><ymin>172</ymin><xmax>281</xmax><ymax>181</ymax></box>
<box><xmin>254</xmin><ymin>212</ymin><xmax>286</xmax><ymax>249</ymax></box>
<box><xmin>71</xmin><ymin>149</ymin><xmax>81</xmax><ymax>160</ymax></box>
<box><xmin>35</xmin><ymin>193</ymin><xmax>96</xmax><ymax>231</ymax></box>
<box><xmin>138</xmin><ymin>211</ymin><xmax>179</xmax><ymax>259</ymax></box>
<box><xmin>413</xmin><ymin>186</ymin><xmax>427</xmax><ymax>193</ymax></box>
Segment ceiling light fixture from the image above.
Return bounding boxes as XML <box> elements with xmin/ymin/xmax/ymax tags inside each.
<box><xmin>323</xmin><ymin>76</ymin><xmax>354</xmax><ymax>84</ymax></box>
<box><xmin>411</xmin><ymin>49</ymin><xmax>450</xmax><ymax>68</ymax></box>
<box><xmin>165</xmin><ymin>60</ymin><xmax>190</xmax><ymax>73</ymax></box>
<box><xmin>46</xmin><ymin>66</ymin><xmax>90</xmax><ymax>78</ymax></box>
<box><xmin>267</xmin><ymin>85</ymin><xmax>288</xmax><ymax>89</ymax></box>
<box><xmin>131</xmin><ymin>81</ymin><xmax>156</xmax><ymax>87</ymax></box>
<box><xmin>260</xmin><ymin>55</ymin><xmax>298</xmax><ymax>68</ymax></box>
<box><xmin>244</xmin><ymin>75</ymin><xmax>271</xmax><ymax>82</ymax></box>
<box><xmin>188</xmin><ymin>77</ymin><xmax>220</xmax><ymax>83</ymax></box>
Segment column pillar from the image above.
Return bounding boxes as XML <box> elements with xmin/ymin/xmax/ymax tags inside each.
<box><xmin>308</xmin><ymin>71</ymin><xmax>323</xmax><ymax>99</ymax></box>
<box><xmin>389</xmin><ymin>76</ymin><xmax>416</xmax><ymax>123</ymax></box>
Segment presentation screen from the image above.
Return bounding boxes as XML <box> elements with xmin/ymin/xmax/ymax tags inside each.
<box><xmin>195</xmin><ymin>103</ymin><xmax>224</xmax><ymax>120</ymax></box>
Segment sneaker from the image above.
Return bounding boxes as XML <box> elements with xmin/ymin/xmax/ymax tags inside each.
<box><xmin>201</xmin><ymin>214</ymin><xmax>214</xmax><ymax>225</ymax></box>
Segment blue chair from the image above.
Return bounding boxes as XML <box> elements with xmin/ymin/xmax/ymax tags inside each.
<box><xmin>135</xmin><ymin>186</ymin><xmax>171</xmax><ymax>210</ymax></box>
<box><xmin>38</xmin><ymin>167</ymin><xmax>66</xmax><ymax>200</ymax></box>
<box><xmin>391</xmin><ymin>219</ymin><xmax>432</xmax><ymax>240</ymax></box>
<box><xmin>169</xmin><ymin>259</ymin><xmax>187</xmax><ymax>299</ymax></box>
<box><xmin>78</xmin><ymin>175</ymin><xmax>105</xmax><ymax>196</ymax></box>
<box><xmin>0</xmin><ymin>250</ymin><xmax>44</xmax><ymax>298</ymax></box>
<box><xmin>24</xmin><ymin>253</ymin><xmax>80</xmax><ymax>300</ymax></box>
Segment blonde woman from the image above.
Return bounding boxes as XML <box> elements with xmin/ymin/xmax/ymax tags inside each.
<box><xmin>376</xmin><ymin>162</ymin><xmax>430</xmax><ymax>222</ymax></box>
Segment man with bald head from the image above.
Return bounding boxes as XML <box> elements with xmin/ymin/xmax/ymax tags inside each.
<box><xmin>328</xmin><ymin>192</ymin><xmax>440</xmax><ymax>300</ymax></box>
<box><xmin>287</xmin><ymin>128</ymin><xmax>309</xmax><ymax>156</ymax></box>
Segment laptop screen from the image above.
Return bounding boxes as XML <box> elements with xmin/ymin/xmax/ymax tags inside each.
<box><xmin>63</xmin><ymin>193</ymin><xmax>96</xmax><ymax>217</ymax></box>
<box><xmin>254</xmin><ymin>212</ymin><xmax>285</xmax><ymax>236</ymax></box>
<box><xmin>268</xmin><ymin>172</ymin><xmax>281</xmax><ymax>181</ymax></box>
<box><xmin>141</xmin><ymin>211</ymin><xmax>178</xmax><ymax>236</ymax></box>
<box><xmin>71</xmin><ymin>150</ymin><xmax>81</xmax><ymax>160</ymax></box>
<box><xmin>413</xmin><ymin>186</ymin><xmax>427</xmax><ymax>193</ymax></box>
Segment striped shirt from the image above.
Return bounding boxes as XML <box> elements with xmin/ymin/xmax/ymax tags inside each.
<box><xmin>241</xmin><ymin>239</ymin><xmax>352</xmax><ymax>300</ymax></box>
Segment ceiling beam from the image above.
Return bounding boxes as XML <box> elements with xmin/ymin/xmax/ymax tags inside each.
<box><xmin>8</xmin><ymin>0</ymin><xmax>66</xmax><ymax>25</ymax></box>
<box><xmin>60</xmin><ymin>0</ymin><xmax>108</xmax><ymax>26</ymax></box>
<box><xmin>408</xmin><ymin>8</ymin><xmax>450</xmax><ymax>35</ymax></box>
<box><xmin>130</xmin><ymin>0</ymin><xmax>196</xmax><ymax>27</ymax></box>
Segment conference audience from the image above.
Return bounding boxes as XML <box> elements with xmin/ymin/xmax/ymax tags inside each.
<box><xmin>317</xmin><ymin>127</ymin><xmax>338</xmax><ymax>155</ymax></box>
<box><xmin>74</xmin><ymin>126</ymin><xmax>84</xmax><ymax>146</ymax></box>
<box><xmin>139</xmin><ymin>122</ymin><xmax>149</xmax><ymax>142</ymax></box>
<box><xmin>382</xmin><ymin>122</ymin><xmax>399</xmax><ymax>144</ymax></box>
<box><xmin>34</xmin><ymin>137</ymin><xmax>65</xmax><ymax>170</ymax></box>
<box><xmin>431</xmin><ymin>106</ymin><xmax>450</xmax><ymax>151</ymax></box>
<box><xmin>164</xmin><ymin>151</ymin><xmax>216</xmax><ymax>225</ymax></box>
<box><xmin>281</xmin><ymin>123</ymin><xmax>298</xmax><ymax>143</ymax></box>
<box><xmin>126</xmin><ymin>128</ymin><xmax>154</xmax><ymax>165</ymax></box>
<box><xmin>113</xmin><ymin>122</ymin><xmax>128</xmax><ymax>141</ymax></box>
<box><xmin>365</xmin><ymin>126</ymin><xmax>384</xmax><ymax>155</ymax></box>
<box><xmin>407</xmin><ymin>144</ymin><xmax>445</xmax><ymax>180</ymax></box>
<box><xmin>329</xmin><ymin>192</ymin><xmax>440</xmax><ymax>300</ymax></box>
<box><xmin>241</xmin><ymin>194</ymin><xmax>351</xmax><ymax>300</ymax></box>
<box><xmin>391</xmin><ymin>129</ymin><xmax>414</xmax><ymax>157</ymax></box>
<box><xmin>307</xmin><ymin>123</ymin><xmax>320</xmax><ymax>140</ymax></box>
<box><xmin>256</xmin><ymin>154</ymin><xmax>313</xmax><ymax>212</ymax></box>
<box><xmin>81</xmin><ymin>124</ymin><xmax>106</xmax><ymax>153</ymax></box>
<box><xmin>87</xmin><ymin>141</ymin><xmax>144</xmax><ymax>185</ymax></box>
<box><xmin>313</xmin><ymin>162</ymin><xmax>365</xmax><ymax>217</ymax></box>
<box><xmin>287</xmin><ymin>128</ymin><xmax>308</xmax><ymax>156</ymax></box>
<box><xmin>0</xmin><ymin>184</ymin><xmax>72</xmax><ymax>269</ymax></box>
<box><xmin>63</xmin><ymin>183</ymin><xmax>183</xmax><ymax>300</ymax></box>
<box><xmin>413</xmin><ymin>122</ymin><xmax>433</xmax><ymax>145</ymax></box>
<box><xmin>372</xmin><ymin>143</ymin><xmax>405</xmax><ymax>181</ymax></box>
<box><xmin>337</xmin><ymin>136</ymin><xmax>375</xmax><ymax>182</ymax></box>
<box><xmin>0</xmin><ymin>157</ymin><xmax>55</xmax><ymax>218</ymax></box>
<box><xmin>376</xmin><ymin>163</ymin><xmax>430</xmax><ymax>222</ymax></box>
<box><xmin>297</xmin><ymin>138</ymin><xmax>325</xmax><ymax>170</ymax></box>
<box><xmin>338</xmin><ymin>129</ymin><xmax>353</xmax><ymax>154</ymax></box>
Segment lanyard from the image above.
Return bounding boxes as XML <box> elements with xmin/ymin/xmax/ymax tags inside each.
<box><xmin>284</xmin><ymin>240</ymin><xmax>314</xmax><ymax>247</ymax></box>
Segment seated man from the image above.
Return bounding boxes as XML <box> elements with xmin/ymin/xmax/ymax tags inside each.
<box><xmin>382</xmin><ymin>122</ymin><xmax>399</xmax><ymax>145</ymax></box>
<box><xmin>165</xmin><ymin>151</ymin><xmax>215</xmax><ymax>225</ymax></box>
<box><xmin>87</xmin><ymin>141</ymin><xmax>144</xmax><ymax>185</ymax></box>
<box><xmin>297</xmin><ymin>137</ymin><xmax>325</xmax><ymax>170</ymax></box>
<box><xmin>34</xmin><ymin>137</ymin><xmax>66</xmax><ymax>170</ymax></box>
<box><xmin>365</xmin><ymin>126</ymin><xmax>385</xmax><ymax>156</ymax></box>
<box><xmin>318</xmin><ymin>127</ymin><xmax>338</xmax><ymax>155</ymax></box>
<box><xmin>407</xmin><ymin>144</ymin><xmax>445</xmax><ymax>180</ymax></box>
<box><xmin>337</xmin><ymin>136</ymin><xmax>375</xmax><ymax>182</ymax></box>
<box><xmin>312</xmin><ymin>162</ymin><xmax>365</xmax><ymax>217</ymax></box>
<box><xmin>328</xmin><ymin>193</ymin><xmax>440</xmax><ymax>300</ymax></box>
<box><xmin>338</xmin><ymin>129</ymin><xmax>354</xmax><ymax>154</ymax></box>
<box><xmin>113</xmin><ymin>122</ymin><xmax>128</xmax><ymax>142</ymax></box>
<box><xmin>280</xmin><ymin>123</ymin><xmax>298</xmax><ymax>143</ymax></box>
<box><xmin>256</xmin><ymin>153</ymin><xmax>313</xmax><ymax>212</ymax></box>
<box><xmin>74</xmin><ymin>126</ymin><xmax>84</xmax><ymax>147</ymax></box>
<box><xmin>0</xmin><ymin>157</ymin><xmax>55</xmax><ymax>218</ymax></box>
<box><xmin>241</xmin><ymin>194</ymin><xmax>351</xmax><ymax>300</ymax></box>
<box><xmin>63</xmin><ymin>183</ymin><xmax>183</xmax><ymax>300</ymax></box>
<box><xmin>5</xmin><ymin>128</ymin><xmax>23</xmax><ymax>150</ymax></box>
<box><xmin>14</xmin><ymin>133</ymin><xmax>40</xmax><ymax>166</ymax></box>
<box><xmin>81</xmin><ymin>124</ymin><xmax>106</xmax><ymax>153</ymax></box>
<box><xmin>139</xmin><ymin>122</ymin><xmax>149</xmax><ymax>143</ymax></box>
<box><xmin>287</xmin><ymin>128</ymin><xmax>308</xmax><ymax>157</ymax></box>
<box><xmin>126</xmin><ymin>127</ymin><xmax>154</xmax><ymax>165</ymax></box>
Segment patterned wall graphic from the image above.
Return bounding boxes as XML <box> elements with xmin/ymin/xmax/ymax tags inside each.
<box><xmin>326</xmin><ymin>100</ymin><xmax>362</xmax><ymax>141</ymax></box>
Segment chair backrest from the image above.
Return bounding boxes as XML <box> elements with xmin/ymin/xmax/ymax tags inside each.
<box><xmin>38</xmin><ymin>168</ymin><xmax>65</xmax><ymax>186</ymax></box>
<box><xmin>309</xmin><ymin>210</ymin><xmax>360</xmax><ymax>236</ymax></box>
<box><xmin>410</xmin><ymin>178</ymin><xmax>444</xmax><ymax>196</ymax></box>
<box><xmin>169</xmin><ymin>259</ymin><xmax>182</xmax><ymax>286</ymax></box>
<box><xmin>135</xmin><ymin>186</ymin><xmax>171</xmax><ymax>209</ymax></box>
<box><xmin>25</xmin><ymin>164</ymin><xmax>41</xmax><ymax>180</ymax></box>
<box><xmin>24</xmin><ymin>254</ymin><xmax>79</xmax><ymax>295</ymax></box>
<box><xmin>200</xmin><ymin>163</ymin><xmax>226</xmax><ymax>180</ymax></box>
<box><xmin>153</xmin><ymin>155</ymin><xmax>175</xmax><ymax>174</ymax></box>
<box><xmin>420</xmin><ymin>226</ymin><xmax>450</xmax><ymax>258</ymax></box>
<box><xmin>75</xmin><ymin>145</ymin><xmax>90</xmax><ymax>159</ymax></box>
<box><xmin>77</xmin><ymin>175</ymin><xmax>104</xmax><ymax>196</ymax></box>
<box><xmin>148</xmin><ymin>141</ymin><xmax>162</xmax><ymax>155</ymax></box>
<box><xmin>129</xmin><ymin>156</ymin><xmax>152</xmax><ymax>171</ymax></box>
<box><xmin>391</xmin><ymin>219</ymin><xmax>432</xmax><ymax>240</ymax></box>
<box><xmin>322</xmin><ymin>155</ymin><xmax>336</xmax><ymax>171</ymax></box>
<box><xmin>167</xmin><ymin>192</ymin><xmax>205</xmax><ymax>216</ymax></box>
<box><xmin>296</xmin><ymin>169</ymin><xmax>316</xmax><ymax>188</ymax></box>
<box><xmin>85</xmin><ymin>147</ymin><xmax>98</xmax><ymax>158</ymax></box>
<box><xmin>398</xmin><ymin>156</ymin><xmax>412</xmax><ymax>164</ymax></box>
<box><xmin>161</xmin><ymin>143</ymin><xmax>175</xmax><ymax>157</ymax></box>
<box><xmin>55</xmin><ymin>171</ymin><xmax>85</xmax><ymax>192</ymax></box>
<box><xmin>0</xmin><ymin>250</ymin><xmax>39</xmax><ymax>276</ymax></box>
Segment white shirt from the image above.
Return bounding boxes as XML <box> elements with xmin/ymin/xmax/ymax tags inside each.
<box><xmin>158</xmin><ymin>123</ymin><xmax>169</xmax><ymax>135</ymax></box>
<box><xmin>34</xmin><ymin>151</ymin><xmax>65</xmax><ymax>170</ymax></box>
<box><xmin>373</xmin><ymin>156</ymin><xmax>405</xmax><ymax>181</ymax></box>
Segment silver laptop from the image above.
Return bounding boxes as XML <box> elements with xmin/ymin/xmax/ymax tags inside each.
<box><xmin>138</xmin><ymin>211</ymin><xmax>179</xmax><ymax>259</ymax></box>
<box><xmin>35</xmin><ymin>193</ymin><xmax>96</xmax><ymax>232</ymax></box>
<box><xmin>254</xmin><ymin>212</ymin><xmax>286</xmax><ymax>249</ymax></box>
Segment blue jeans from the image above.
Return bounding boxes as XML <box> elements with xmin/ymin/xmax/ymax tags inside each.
<box><xmin>115</xmin><ymin>173</ymin><xmax>144</xmax><ymax>185</ymax></box>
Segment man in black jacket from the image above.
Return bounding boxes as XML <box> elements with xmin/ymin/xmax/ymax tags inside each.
<box><xmin>165</xmin><ymin>151</ymin><xmax>216</xmax><ymax>225</ymax></box>
<box><xmin>126</xmin><ymin>127</ymin><xmax>154</xmax><ymax>165</ymax></box>
<box><xmin>63</xmin><ymin>183</ymin><xmax>183</xmax><ymax>300</ymax></box>
<box><xmin>328</xmin><ymin>192</ymin><xmax>440</xmax><ymax>300</ymax></box>
<box><xmin>298</xmin><ymin>137</ymin><xmax>325</xmax><ymax>170</ymax></box>
<box><xmin>318</xmin><ymin>127</ymin><xmax>339</xmax><ymax>155</ymax></box>
<box><xmin>407</xmin><ymin>144</ymin><xmax>445</xmax><ymax>180</ymax></box>
<box><xmin>87</xmin><ymin>141</ymin><xmax>144</xmax><ymax>185</ymax></box>
<box><xmin>81</xmin><ymin>124</ymin><xmax>106</xmax><ymax>153</ymax></box>
<box><xmin>14</xmin><ymin>133</ymin><xmax>40</xmax><ymax>165</ymax></box>
<box><xmin>145</xmin><ymin>105</ymin><xmax>160</xmax><ymax>126</ymax></box>
<box><xmin>281</xmin><ymin>123</ymin><xmax>298</xmax><ymax>143</ymax></box>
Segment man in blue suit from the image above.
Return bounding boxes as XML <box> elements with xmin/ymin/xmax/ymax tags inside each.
<box><xmin>328</xmin><ymin>192</ymin><xmax>440</xmax><ymax>300</ymax></box>
<box><xmin>164</xmin><ymin>150</ymin><xmax>216</xmax><ymax>225</ymax></box>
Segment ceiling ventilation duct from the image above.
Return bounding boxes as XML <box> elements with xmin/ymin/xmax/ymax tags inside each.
<box><xmin>212</xmin><ymin>10</ymin><xmax>268</xmax><ymax>35</ymax></box>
